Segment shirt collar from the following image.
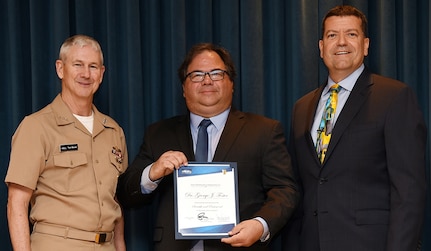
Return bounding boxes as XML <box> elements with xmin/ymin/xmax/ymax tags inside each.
<box><xmin>190</xmin><ymin>107</ymin><xmax>230</xmax><ymax>132</ymax></box>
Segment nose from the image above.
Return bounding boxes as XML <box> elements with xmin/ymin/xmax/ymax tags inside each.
<box><xmin>337</xmin><ymin>34</ymin><xmax>347</xmax><ymax>46</ymax></box>
<box><xmin>80</xmin><ymin>66</ymin><xmax>91</xmax><ymax>78</ymax></box>
<box><xmin>202</xmin><ymin>73</ymin><xmax>212</xmax><ymax>84</ymax></box>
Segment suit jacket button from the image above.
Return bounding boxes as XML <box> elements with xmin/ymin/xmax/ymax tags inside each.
<box><xmin>319</xmin><ymin>177</ymin><xmax>328</xmax><ymax>184</ymax></box>
<box><xmin>313</xmin><ymin>211</ymin><xmax>318</xmax><ymax>216</ymax></box>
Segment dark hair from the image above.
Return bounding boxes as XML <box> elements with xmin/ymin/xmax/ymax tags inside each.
<box><xmin>321</xmin><ymin>5</ymin><xmax>368</xmax><ymax>38</ymax></box>
<box><xmin>177</xmin><ymin>43</ymin><xmax>237</xmax><ymax>84</ymax></box>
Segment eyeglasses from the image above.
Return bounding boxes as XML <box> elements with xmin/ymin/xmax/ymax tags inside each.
<box><xmin>186</xmin><ymin>69</ymin><xmax>228</xmax><ymax>82</ymax></box>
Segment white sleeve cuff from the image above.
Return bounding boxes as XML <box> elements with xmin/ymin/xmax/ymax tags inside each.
<box><xmin>140</xmin><ymin>163</ymin><xmax>161</xmax><ymax>194</ymax></box>
<box><xmin>253</xmin><ymin>217</ymin><xmax>270</xmax><ymax>242</ymax></box>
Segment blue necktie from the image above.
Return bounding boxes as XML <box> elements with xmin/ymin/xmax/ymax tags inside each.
<box><xmin>195</xmin><ymin>119</ymin><xmax>212</xmax><ymax>162</ymax></box>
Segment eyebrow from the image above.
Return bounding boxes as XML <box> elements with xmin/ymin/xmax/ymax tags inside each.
<box><xmin>71</xmin><ymin>59</ymin><xmax>101</xmax><ymax>65</ymax></box>
<box><xmin>189</xmin><ymin>68</ymin><xmax>224</xmax><ymax>73</ymax></box>
<box><xmin>326</xmin><ymin>28</ymin><xmax>360</xmax><ymax>34</ymax></box>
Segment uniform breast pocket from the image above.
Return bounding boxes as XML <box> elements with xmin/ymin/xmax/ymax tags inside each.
<box><xmin>52</xmin><ymin>152</ymin><xmax>90</xmax><ymax>192</ymax></box>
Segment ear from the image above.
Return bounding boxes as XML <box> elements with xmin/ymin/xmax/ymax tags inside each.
<box><xmin>318</xmin><ymin>40</ymin><xmax>324</xmax><ymax>59</ymax></box>
<box><xmin>98</xmin><ymin>65</ymin><xmax>106</xmax><ymax>84</ymax></box>
<box><xmin>182</xmin><ymin>83</ymin><xmax>186</xmax><ymax>98</ymax></box>
<box><xmin>55</xmin><ymin>60</ymin><xmax>64</xmax><ymax>79</ymax></box>
<box><xmin>363</xmin><ymin>38</ymin><xmax>370</xmax><ymax>56</ymax></box>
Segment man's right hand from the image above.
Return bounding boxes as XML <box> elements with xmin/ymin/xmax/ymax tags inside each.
<box><xmin>149</xmin><ymin>151</ymin><xmax>188</xmax><ymax>181</ymax></box>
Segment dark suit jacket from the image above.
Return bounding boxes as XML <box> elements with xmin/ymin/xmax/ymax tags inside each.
<box><xmin>285</xmin><ymin>67</ymin><xmax>427</xmax><ymax>251</ymax></box>
<box><xmin>117</xmin><ymin>108</ymin><xmax>299</xmax><ymax>251</ymax></box>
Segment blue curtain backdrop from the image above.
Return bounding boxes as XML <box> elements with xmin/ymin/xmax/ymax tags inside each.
<box><xmin>1</xmin><ymin>0</ymin><xmax>429</xmax><ymax>250</ymax></box>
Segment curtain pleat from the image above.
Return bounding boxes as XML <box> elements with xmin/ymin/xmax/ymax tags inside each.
<box><xmin>0</xmin><ymin>0</ymin><xmax>429</xmax><ymax>250</ymax></box>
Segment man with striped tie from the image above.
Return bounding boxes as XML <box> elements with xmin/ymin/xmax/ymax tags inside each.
<box><xmin>284</xmin><ymin>5</ymin><xmax>427</xmax><ymax>251</ymax></box>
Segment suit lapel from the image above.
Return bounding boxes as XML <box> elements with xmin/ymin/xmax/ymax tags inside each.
<box><xmin>323</xmin><ymin>68</ymin><xmax>373</xmax><ymax>165</ymax></box>
<box><xmin>212</xmin><ymin>109</ymin><xmax>246</xmax><ymax>161</ymax></box>
<box><xmin>306</xmin><ymin>86</ymin><xmax>325</xmax><ymax>165</ymax></box>
<box><xmin>175</xmin><ymin>115</ymin><xmax>195</xmax><ymax>160</ymax></box>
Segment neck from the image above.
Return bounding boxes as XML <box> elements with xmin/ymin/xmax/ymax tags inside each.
<box><xmin>328</xmin><ymin>66</ymin><xmax>363</xmax><ymax>83</ymax></box>
<box><xmin>61</xmin><ymin>93</ymin><xmax>93</xmax><ymax>116</ymax></box>
<box><xmin>328</xmin><ymin>72</ymin><xmax>349</xmax><ymax>83</ymax></box>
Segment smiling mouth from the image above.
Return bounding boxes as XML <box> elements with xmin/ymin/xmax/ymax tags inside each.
<box><xmin>200</xmin><ymin>90</ymin><xmax>216</xmax><ymax>94</ymax></box>
<box><xmin>335</xmin><ymin>51</ymin><xmax>349</xmax><ymax>55</ymax></box>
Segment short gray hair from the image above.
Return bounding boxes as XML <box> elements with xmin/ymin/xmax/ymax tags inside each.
<box><xmin>58</xmin><ymin>34</ymin><xmax>104</xmax><ymax>64</ymax></box>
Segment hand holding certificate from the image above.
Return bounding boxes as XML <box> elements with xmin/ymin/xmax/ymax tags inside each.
<box><xmin>173</xmin><ymin>162</ymin><xmax>239</xmax><ymax>239</ymax></box>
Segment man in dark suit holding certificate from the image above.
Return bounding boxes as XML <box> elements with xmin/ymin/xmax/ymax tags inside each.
<box><xmin>284</xmin><ymin>5</ymin><xmax>427</xmax><ymax>251</ymax></box>
<box><xmin>117</xmin><ymin>43</ymin><xmax>299</xmax><ymax>250</ymax></box>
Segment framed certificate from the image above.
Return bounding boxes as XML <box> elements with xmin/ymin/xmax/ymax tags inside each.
<box><xmin>173</xmin><ymin>162</ymin><xmax>239</xmax><ymax>239</ymax></box>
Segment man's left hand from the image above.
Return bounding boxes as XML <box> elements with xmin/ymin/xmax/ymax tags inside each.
<box><xmin>220</xmin><ymin>219</ymin><xmax>263</xmax><ymax>247</ymax></box>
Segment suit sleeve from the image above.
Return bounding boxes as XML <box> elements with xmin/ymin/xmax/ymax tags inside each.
<box><xmin>384</xmin><ymin>86</ymin><xmax>427</xmax><ymax>250</ymax></box>
<box><xmin>256</xmin><ymin>121</ymin><xmax>300</xmax><ymax>238</ymax></box>
<box><xmin>116</xmin><ymin>131</ymin><xmax>155</xmax><ymax>209</ymax></box>
<box><xmin>279</xmin><ymin>103</ymin><xmax>304</xmax><ymax>250</ymax></box>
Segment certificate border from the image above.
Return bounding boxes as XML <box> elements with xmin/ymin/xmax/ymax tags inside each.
<box><xmin>173</xmin><ymin>162</ymin><xmax>239</xmax><ymax>239</ymax></box>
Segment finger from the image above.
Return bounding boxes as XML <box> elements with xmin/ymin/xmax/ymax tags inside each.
<box><xmin>167</xmin><ymin>152</ymin><xmax>188</xmax><ymax>168</ymax></box>
<box><xmin>228</xmin><ymin>223</ymin><xmax>243</xmax><ymax>235</ymax></box>
<box><xmin>221</xmin><ymin>235</ymin><xmax>244</xmax><ymax>247</ymax></box>
<box><xmin>221</xmin><ymin>236</ymin><xmax>233</xmax><ymax>244</ymax></box>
